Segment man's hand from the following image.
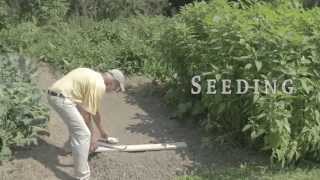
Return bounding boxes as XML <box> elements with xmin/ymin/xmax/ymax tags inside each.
<box><xmin>89</xmin><ymin>139</ymin><xmax>98</xmax><ymax>153</ymax></box>
<box><xmin>93</xmin><ymin>112</ymin><xmax>109</xmax><ymax>139</ymax></box>
<box><xmin>76</xmin><ymin>105</ymin><xmax>100</xmax><ymax>153</ymax></box>
<box><xmin>99</xmin><ymin>129</ymin><xmax>109</xmax><ymax>139</ymax></box>
<box><xmin>93</xmin><ymin>112</ymin><xmax>119</xmax><ymax>144</ymax></box>
<box><xmin>89</xmin><ymin>130</ymin><xmax>99</xmax><ymax>153</ymax></box>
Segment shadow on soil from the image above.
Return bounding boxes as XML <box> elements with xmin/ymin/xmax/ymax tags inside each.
<box><xmin>124</xmin><ymin>80</ymin><xmax>268</xmax><ymax>174</ymax></box>
<box><xmin>13</xmin><ymin>139</ymin><xmax>74</xmax><ymax>180</ymax></box>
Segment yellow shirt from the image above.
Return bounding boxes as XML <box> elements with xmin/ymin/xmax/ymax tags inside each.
<box><xmin>49</xmin><ymin>68</ymin><xmax>106</xmax><ymax>115</ymax></box>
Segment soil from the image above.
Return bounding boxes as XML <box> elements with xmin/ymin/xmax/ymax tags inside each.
<box><xmin>0</xmin><ymin>63</ymin><xmax>267</xmax><ymax>180</ymax></box>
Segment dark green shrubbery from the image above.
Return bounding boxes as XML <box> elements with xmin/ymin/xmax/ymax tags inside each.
<box><xmin>1</xmin><ymin>0</ymin><xmax>320</xmax><ymax>167</ymax></box>
<box><xmin>0</xmin><ymin>54</ymin><xmax>49</xmax><ymax>160</ymax></box>
<box><xmin>0</xmin><ymin>0</ymin><xmax>68</xmax><ymax>25</ymax></box>
<box><xmin>159</xmin><ymin>0</ymin><xmax>320</xmax><ymax>165</ymax></box>
<box><xmin>0</xmin><ymin>16</ymin><xmax>171</xmax><ymax>75</ymax></box>
<box><xmin>95</xmin><ymin>0</ymin><xmax>170</xmax><ymax>20</ymax></box>
<box><xmin>0</xmin><ymin>0</ymin><xmax>209</xmax><ymax>24</ymax></box>
<box><xmin>303</xmin><ymin>0</ymin><xmax>320</xmax><ymax>8</ymax></box>
<box><xmin>0</xmin><ymin>0</ymin><xmax>172</xmax><ymax>23</ymax></box>
<box><xmin>67</xmin><ymin>0</ymin><xmax>171</xmax><ymax>20</ymax></box>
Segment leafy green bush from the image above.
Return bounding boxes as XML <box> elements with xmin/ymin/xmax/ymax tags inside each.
<box><xmin>0</xmin><ymin>1</ymin><xmax>9</xmax><ymax>30</ymax></box>
<box><xmin>168</xmin><ymin>0</ymin><xmax>209</xmax><ymax>14</ymax></box>
<box><xmin>3</xmin><ymin>0</ymin><xmax>320</xmax><ymax>167</ymax></box>
<box><xmin>0</xmin><ymin>0</ymin><xmax>68</xmax><ymax>24</ymax></box>
<box><xmin>0</xmin><ymin>16</ymin><xmax>171</xmax><ymax>75</ymax></box>
<box><xmin>303</xmin><ymin>0</ymin><xmax>320</xmax><ymax>8</ymax></box>
<box><xmin>0</xmin><ymin>54</ymin><xmax>49</xmax><ymax>160</ymax></box>
<box><xmin>66</xmin><ymin>0</ymin><xmax>170</xmax><ymax>20</ymax></box>
<box><xmin>158</xmin><ymin>0</ymin><xmax>320</xmax><ymax>165</ymax></box>
<box><xmin>94</xmin><ymin>0</ymin><xmax>170</xmax><ymax>20</ymax></box>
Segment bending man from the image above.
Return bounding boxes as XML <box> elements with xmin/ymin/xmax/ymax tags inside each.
<box><xmin>47</xmin><ymin>68</ymin><xmax>125</xmax><ymax>180</ymax></box>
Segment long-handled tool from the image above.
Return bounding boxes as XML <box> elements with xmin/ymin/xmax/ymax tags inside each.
<box><xmin>95</xmin><ymin>141</ymin><xmax>187</xmax><ymax>153</ymax></box>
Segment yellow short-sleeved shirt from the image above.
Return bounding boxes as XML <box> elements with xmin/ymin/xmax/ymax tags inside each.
<box><xmin>49</xmin><ymin>68</ymin><xmax>106</xmax><ymax>115</ymax></box>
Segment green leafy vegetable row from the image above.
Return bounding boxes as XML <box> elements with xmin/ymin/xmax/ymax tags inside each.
<box><xmin>2</xmin><ymin>0</ymin><xmax>320</xmax><ymax>166</ymax></box>
<box><xmin>158</xmin><ymin>0</ymin><xmax>320</xmax><ymax>166</ymax></box>
<box><xmin>0</xmin><ymin>54</ymin><xmax>49</xmax><ymax>160</ymax></box>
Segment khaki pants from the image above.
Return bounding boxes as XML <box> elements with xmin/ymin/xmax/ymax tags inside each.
<box><xmin>47</xmin><ymin>95</ymin><xmax>91</xmax><ymax>180</ymax></box>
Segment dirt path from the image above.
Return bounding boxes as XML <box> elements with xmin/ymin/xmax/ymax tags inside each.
<box><xmin>0</xmin><ymin>63</ymin><xmax>266</xmax><ymax>180</ymax></box>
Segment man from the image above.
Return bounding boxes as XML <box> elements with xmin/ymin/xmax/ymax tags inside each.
<box><xmin>47</xmin><ymin>68</ymin><xmax>125</xmax><ymax>180</ymax></box>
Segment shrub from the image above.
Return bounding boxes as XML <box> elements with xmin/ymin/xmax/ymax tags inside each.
<box><xmin>1</xmin><ymin>0</ymin><xmax>68</xmax><ymax>24</ymax></box>
<box><xmin>0</xmin><ymin>16</ymin><xmax>171</xmax><ymax>75</ymax></box>
<box><xmin>0</xmin><ymin>54</ymin><xmax>49</xmax><ymax>160</ymax></box>
<box><xmin>67</xmin><ymin>0</ymin><xmax>170</xmax><ymax>20</ymax></box>
<box><xmin>158</xmin><ymin>0</ymin><xmax>320</xmax><ymax>165</ymax></box>
<box><xmin>303</xmin><ymin>0</ymin><xmax>320</xmax><ymax>8</ymax></box>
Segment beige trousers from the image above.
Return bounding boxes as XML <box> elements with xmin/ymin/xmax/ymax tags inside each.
<box><xmin>47</xmin><ymin>95</ymin><xmax>91</xmax><ymax>180</ymax></box>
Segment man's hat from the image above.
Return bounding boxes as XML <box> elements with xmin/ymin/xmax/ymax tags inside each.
<box><xmin>108</xmin><ymin>69</ymin><xmax>125</xmax><ymax>92</ymax></box>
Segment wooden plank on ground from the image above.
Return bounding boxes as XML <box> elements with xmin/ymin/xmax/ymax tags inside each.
<box><xmin>95</xmin><ymin>142</ymin><xmax>187</xmax><ymax>153</ymax></box>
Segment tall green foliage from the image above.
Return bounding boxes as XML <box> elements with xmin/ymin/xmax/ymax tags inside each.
<box><xmin>158</xmin><ymin>0</ymin><xmax>320</xmax><ymax>165</ymax></box>
<box><xmin>303</xmin><ymin>0</ymin><xmax>320</xmax><ymax>8</ymax></box>
<box><xmin>67</xmin><ymin>0</ymin><xmax>170</xmax><ymax>20</ymax></box>
<box><xmin>1</xmin><ymin>0</ymin><xmax>68</xmax><ymax>24</ymax></box>
<box><xmin>0</xmin><ymin>54</ymin><xmax>49</xmax><ymax>160</ymax></box>
<box><xmin>1</xmin><ymin>0</ymin><xmax>320</xmax><ymax>166</ymax></box>
<box><xmin>0</xmin><ymin>16</ymin><xmax>170</xmax><ymax>74</ymax></box>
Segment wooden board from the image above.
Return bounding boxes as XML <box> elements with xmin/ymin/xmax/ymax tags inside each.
<box><xmin>95</xmin><ymin>142</ymin><xmax>187</xmax><ymax>153</ymax></box>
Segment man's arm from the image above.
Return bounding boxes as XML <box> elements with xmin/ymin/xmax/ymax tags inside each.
<box><xmin>76</xmin><ymin>105</ymin><xmax>107</xmax><ymax>138</ymax></box>
<box><xmin>76</xmin><ymin>105</ymin><xmax>98</xmax><ymax>152</ymax></box>
<box><xmin>76</xmin><ymin>105</ymin><xmax>92</xmax><ymax>128</ymax></box>
<box><xmin>93</xmin><ymin>111</ymin><xmax>108</xmax><ymax>139</ymax></box>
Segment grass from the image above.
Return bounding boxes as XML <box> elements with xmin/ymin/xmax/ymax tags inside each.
<box><xmin>177</xmin><ymin>162</ymin><xmax>320</xmax><ymax>180</ymax></box>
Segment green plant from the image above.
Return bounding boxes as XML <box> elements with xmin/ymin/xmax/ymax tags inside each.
<box><xmin>0</xmin><ymin>54</ymin><xmax>49</xmax><ymax>160</ymax></box>
<box><xmin>67</xmin><ymin>0</ymin><xmax>170</xmax><ymax>20</ymax></box>
<box><xmin>0</xmin><ymin>16</ymin><xmax>171</xmax><ymax>75</ymax></box>
<box><xmin>1</xmin><ymin>0</ymin><xmax>68</xmax><ymax>24</ymax></box>
<box><xmin>158</xmin><ymin>0</ymin><xmax>320</xmax><ymax>165</ymax></box>
<box><xmin>2</xmin><ymin>0</ymin><xmax>320</xmax><ymax>167</ymax></box>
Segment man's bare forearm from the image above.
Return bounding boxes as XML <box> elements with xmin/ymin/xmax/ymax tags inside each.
<box><xmin>85</xmin><ymin>116</ymin><xmax>94</xmax><ymax>132</ymax></box>
<box><xmin>76</xmin><ymin>105</ymin><xmax>107</xmax><ymax>139</ymax></box>
<box><xmin>93</xmin><ymin>112</ymin><xmax>108</xmax><ymax>137</ymax></box>
<box><xmin>77</xmin><ymin>105</ymin><xmax>94</xmax><ymax>133</ymax></box>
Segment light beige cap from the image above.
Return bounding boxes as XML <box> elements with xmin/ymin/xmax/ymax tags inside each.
<box><xmin>108</xmin><ymin>69</ymin><xmax>125</xmax><ymax>92</ymax></box>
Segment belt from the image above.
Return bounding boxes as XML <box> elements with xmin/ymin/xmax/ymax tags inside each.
<box><xmin>48</xmin><ymin>90</ymin><xmax>65</xmax><ymax>98</ymax></box>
